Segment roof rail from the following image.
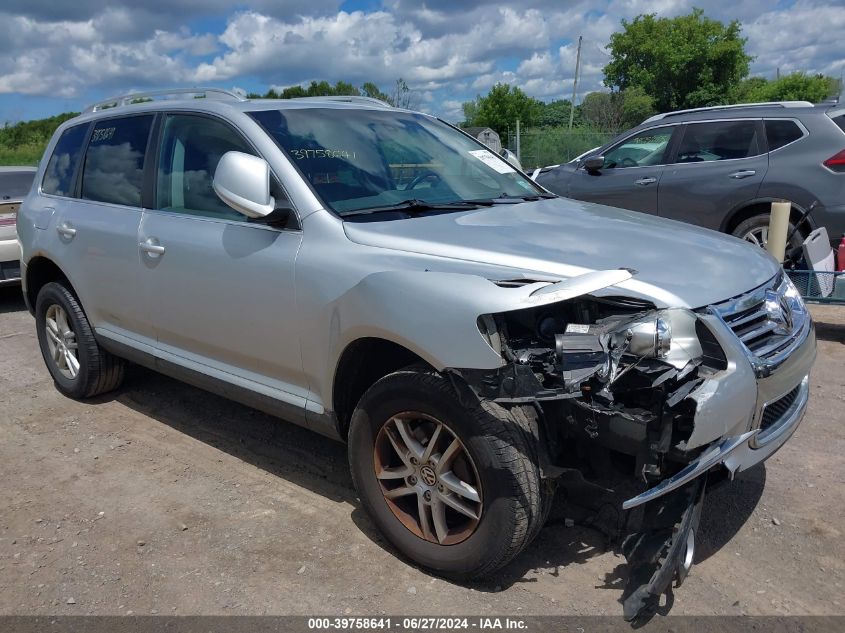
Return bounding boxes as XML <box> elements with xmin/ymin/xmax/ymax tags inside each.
<box><xmin>83</xmin><ymin>88</ymin><xmax>245</xmax><ymax>113</ymax></box>
<box><xmin>642</xmin><ymin>101</ymin><xmax>815</xmax><ymax>124</ymax></box>
<box><xmin>290</xmin><ymin>95</ymin><xmax>393</xmax><ymax>108</ymax></box>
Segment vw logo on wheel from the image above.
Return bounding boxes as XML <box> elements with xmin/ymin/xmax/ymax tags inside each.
<box><xmin>420</xmin><ymin>465</ymin><xmax>437</xmax><ymax>486</ymax></box>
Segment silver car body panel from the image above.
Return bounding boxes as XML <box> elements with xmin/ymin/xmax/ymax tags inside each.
<box><xmin>17</xmin><ymin>96</ymin><xmax>815</xmax><ymax>503</ymax></box>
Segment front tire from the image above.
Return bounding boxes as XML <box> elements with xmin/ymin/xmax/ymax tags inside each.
<box><xmin>348</xmin><ymin>367</ymin><xmax>546</xmax><ymax>579</ymax></box>
<box><xmin>35</xmin><ymin>282</ymin><xmax>125</xmax><ymax>399</ymax></box>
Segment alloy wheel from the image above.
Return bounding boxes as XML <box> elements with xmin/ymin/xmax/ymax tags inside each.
<box><xmin>743</xmin><ymin>226</ymin><xmax>769</xmax><ymax>249</ymax></box>
<box><xmin>44</xmin><ymin>304</ymin><xmax>80</xmax><ymax>380</ymax></box>
<box><xmin>373</xmin><ymin>412</ymin><xmax>482</xmax><ymax>545</ymax></box>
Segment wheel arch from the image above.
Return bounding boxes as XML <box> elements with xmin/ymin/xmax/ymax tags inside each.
<box><xmin>24</xmin><ymin>256</ymin><xmax>77</xmax><ymax>316</ymax></box>
<box><xmin>331</xmin><ymin>336</ymin><xmax>434</xmax><ymax>438</ymax></box>
<box><xmin>721</xmin><ymin>198</ymin><xmax>817</xmax><ymax>237</ymax></box>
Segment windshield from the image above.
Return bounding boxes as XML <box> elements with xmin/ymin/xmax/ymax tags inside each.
<box><xmin>248</xmin><ymin>108</ymin><xmax>544</xmax><ymax>216</ymax></box>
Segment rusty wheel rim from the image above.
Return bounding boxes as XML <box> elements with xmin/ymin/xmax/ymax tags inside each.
<box><xmin>373</xmin><ymin>412</ymin><xmax>483</xmax><ymax>545</ymax></box>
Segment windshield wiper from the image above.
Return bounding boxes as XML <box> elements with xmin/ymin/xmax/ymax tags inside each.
<box><xmin>462</xmin><ymin>193</ymin><xmax>558</xmax><ymax>204</ymax></box>
<box><xmin>340</xmin><ymin>198</ymin><xmax>493</xmax><ymax>218</ymax></box>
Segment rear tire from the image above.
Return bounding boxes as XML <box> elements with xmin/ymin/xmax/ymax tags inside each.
<box><xmin>732</xmin><ymin>212</ymin><xmax>804</xmax><ymax>251</ymax></box>
<box><xmin>348</xmin><ymin>367</ymin><xmax>545</xmax><ymax>579</ymax></box>
<box><xmin>35</xmin><ymin>282</ymin><xmax>125</xmax><ymax>399</ymax></box>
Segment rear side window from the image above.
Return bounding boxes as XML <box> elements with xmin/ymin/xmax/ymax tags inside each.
<box><xmin>42</xmin><ymin>124</ymin><xmax>88</xmax><ymax>197</ymax></box>
<box><xmin>81</xmin><ymin>115</ymin><xmax>154</xmax><ymax>207</ymax></box>
<box><xmin>830</xmin><ymin>113</ymin><xmax>845</xmax><ymax>133</ymax></box>
<box><xmin>765</xmin><ymin>120</ymin><xmax>804</xmax><ymax>150</ymax></box>
<box><xmin>675</xmin><ymin>120</ymin><xmax>762</xmax><ymax>162</ymax></box>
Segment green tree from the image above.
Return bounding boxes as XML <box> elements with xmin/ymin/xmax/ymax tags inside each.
<box><xmin>603</xmin><ymin>8</ymin><xmax>752</xmax><ymax>112</ymax></box>
<box><xmin>537</xmin><ymin>99</ymin><xmax>575</xmax><ymax>127</ymax></box>
<box><xmin>361</xmin><ymin>82</ymin><xmax>391</xmax><ymax>103</ymax></box>
<box><xmin>735</xmin><ymin>72</ymin><xmax>837</xmax><ymax>103</ymax></box>
<box><xmin>578</xmin><ymin>87</ymin><xmax>655</xmax><ymax>131</ymax></box>
<box><xmin>461</xmin><ymin>84</ymin><xmax>543</xmax><ymax>136</ymax></box>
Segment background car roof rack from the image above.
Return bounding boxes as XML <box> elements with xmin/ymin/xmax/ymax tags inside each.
<box><xmin>84</xmin><ymin>88</ymin><xmax>246</xmax><ymax>113</ymax></box>
<box><xmin>642</xmin><ymin>101</ymin><xmax>815</xmax><ymax>124</ymax></box>
<box><xmin>290</xmin><ymin>95</ymin><xmax>393</xmax><ymax>108</ymax></box>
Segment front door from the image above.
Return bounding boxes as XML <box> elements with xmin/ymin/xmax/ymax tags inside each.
<box><xmin>568</xmin><ymin>125</ymin><xmax>679</xmax><ymax>214</ymax></box>
<box><xmin>140</xmin><ymin>113</ymin><xmax>307</xmax><ymax>402</ymax></box>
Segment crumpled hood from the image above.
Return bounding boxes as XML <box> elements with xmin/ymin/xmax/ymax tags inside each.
<box><xmin>343</xmin><ymin>197</ymin><xmax>781</xmax><ymax>309</ymax></box>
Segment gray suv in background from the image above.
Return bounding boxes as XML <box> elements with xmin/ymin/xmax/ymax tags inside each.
<box><xmin>536</xmin><ymin>101</ymin><xmax>845</xmax><ymax>248</ymax></box>
<box><xmin>16</xmin><ymin>89</ymin><xmax>815</xmax><ymax>618</ymax></box>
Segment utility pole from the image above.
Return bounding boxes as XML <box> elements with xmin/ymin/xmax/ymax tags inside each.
<box><xmin>568</xmin><ymin>35</ymin><xmax>582</xmax><ymax>130</ymax></box>
<box><xmin>516</xmin><ymin>119</ymin><xmax>521</xmax><ymax>161</ymax></box>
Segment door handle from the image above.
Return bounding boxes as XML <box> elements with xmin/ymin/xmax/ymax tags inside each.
<box><xmin>729</xmin><ymin>170</ymin><xmax>756</xmax><ymax>179</ymax></box>
<box><xmin>139</xmin><ymin>238</ymin><xmax>166</xmax><ymax>256</ymax></box>
<box><xmin>56</xmin><ymin>222</ymin><xmax>77</xmax><ymax>238</ymax></box>
<box><xmin>635</xmin><ymin>177</ymin><xmax>657</xmax><ymax>186</ymax></box>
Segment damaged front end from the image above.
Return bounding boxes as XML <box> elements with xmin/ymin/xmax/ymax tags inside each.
<box><xmin>464</xmin><ymin>293</ymin><xmax>728</xmax><ymax>488</ymax></box>
<box><xmin>453</xmin><ymin>285</ymin><xmax>745</xmax><ymax>620</ymax></box>
<box><xmin>444</xmin><ymin>269</ymin><xmax>813</xmax><ymax>620</ymax></box>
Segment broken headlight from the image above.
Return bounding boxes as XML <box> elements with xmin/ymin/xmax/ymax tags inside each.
<box><xmin>626</xmin><ymin>317</ymin><xmax>672</xmax><ymax>358</ymax></box>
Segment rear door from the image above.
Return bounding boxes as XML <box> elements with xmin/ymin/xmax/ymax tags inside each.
<box><xmin>49</xmin><ymin>114</ymin><xmax>154</xmax><ymax>341</ymax></box>
<box><xmin>139</xmin><ymin>113</ymin><xmax>307</xmax><ymax>402</ymax></box>
<box><xmin>567</xmin><ymin>124</ymin><xmax>679</xmax><ymax>214</ymax></box>
<box><xmin>658</xmin><ymin>119</ymin><xmax>769</xmax><ymax>230</ymax></box>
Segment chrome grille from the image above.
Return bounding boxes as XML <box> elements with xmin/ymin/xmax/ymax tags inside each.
<box><xmin>711</xmin><ymin>274</ymin><xmax>808</xmax><ymax>363</ymax></box>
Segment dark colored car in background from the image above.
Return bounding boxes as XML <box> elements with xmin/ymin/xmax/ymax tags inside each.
<box><xmin>535</xmin><ymin>101</ymin><xmax>845</xmax><ymax>248</ymax></box>
<box><xmin>0</xmin><ymin>166</ymin><xmax>37</xmax><ymax>284</ymax></box>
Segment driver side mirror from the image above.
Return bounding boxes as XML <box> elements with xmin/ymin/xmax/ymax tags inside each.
<box><xmin>582</xmin><ymin>155</ymin><xmax>605</xmax><ymax>173</ymax></box>
<box><xmin>213</xmin><ymin>151</ymin><xmax>275</xmax><ymax>218</ymax></box>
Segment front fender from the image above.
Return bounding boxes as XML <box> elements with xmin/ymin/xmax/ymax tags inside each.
<box><xmin>308</xmin><ymin>267</ymin><xmax>635</xmax><ymax>414</ymax></box>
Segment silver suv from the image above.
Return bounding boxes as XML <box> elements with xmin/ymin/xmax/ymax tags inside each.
<box><xmin>17</xmin><ymin>89</ymin><xmax>815</xmax><ymax>615</ymax></box>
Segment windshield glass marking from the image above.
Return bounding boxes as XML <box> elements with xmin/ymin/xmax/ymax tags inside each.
<box><xmin>248</xmin><ymin>108</ymin><xmax>541</xmax><ymax>217</ymax></box>
<box><xmin>468</xmin><ymin>149</ymin><xmax>516</xmax><ymax>174</ymax></box>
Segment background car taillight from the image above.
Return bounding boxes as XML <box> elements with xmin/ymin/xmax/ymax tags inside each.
<box><xmin>823</xmin><ymin>149</ymin><xmax>845</xmax><ymax>173</ymax></box>
<box><xmin>0</xmin><ymin>203</ymin><xmax>18</xmax><ymax>227</ymax></box>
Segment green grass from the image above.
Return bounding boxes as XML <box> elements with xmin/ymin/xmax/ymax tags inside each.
<box><xmin>0</xmin><ymin>144</ymin><xmax>44</xmax><ymax>166</ymax></box>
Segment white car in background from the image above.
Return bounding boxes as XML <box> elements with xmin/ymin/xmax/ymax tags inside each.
<box><xmin>0</xmin><ymin>166</ymin><xmax>37</xmax><ymax>284</ymax></box>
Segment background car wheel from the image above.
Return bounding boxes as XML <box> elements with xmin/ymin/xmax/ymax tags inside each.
<box><xmin>348</xmin><ymin>366</ymin><xmax>548</xmax><ymax>579</ymax></box>
<box><xmin>35</xmin><ymin>282</ymin><xmax>125</xmax><ymax>399</ymax></box>
<box><xmin>732</xmin><ymin>213</ymin><xmax>804</xmax><ymax>251</ymax></box>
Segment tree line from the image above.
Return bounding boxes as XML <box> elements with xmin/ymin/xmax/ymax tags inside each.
<box><xmin>0</xmin><ymin>80</ymin><xmax>409</xmax><ymax>165</ymax></box>
<box><xmin>462</xmin><ymin>8</ymin><xmax>840</xmax><ymax>136</ymax></box>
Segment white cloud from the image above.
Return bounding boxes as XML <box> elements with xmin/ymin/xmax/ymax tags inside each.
<box><xmin>0</xmin><ymin>1</ymin><xmax>842</xmax><ymax>122</ymax></box>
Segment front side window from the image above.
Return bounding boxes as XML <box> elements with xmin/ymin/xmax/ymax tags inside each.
<box><xmin>249</xmin><ymin>108</ymin><xmax>543</xmax><ymax>216</ymax></box>
<box><xmin>601</xmin><ymin>127</ymin><xmax>675</xmax><ymax>169</ymax></box>
<box><xmin>81</xmin><ymin>115</ymin><xmax>154</xmax><ymax>206</ymax></box>
<box><xmin>156</xmin><ymin>114</ymin><xmax>255</xmax><ymax>221</ymax></box>
<box><xmin>42</xmin><ymin>124</ymin><xmax>88</xmax><ymax>197</ymax></box>
<box><xmin>675</xmin><ymin>120</ymin><xmax>762</xmax><ymax>163</ymax></box>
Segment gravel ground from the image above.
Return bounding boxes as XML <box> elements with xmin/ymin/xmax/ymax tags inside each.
<box><xmin>1</xmin><ymin>285</ymin><xmax>843</xmax><ymax>619</ymax></box>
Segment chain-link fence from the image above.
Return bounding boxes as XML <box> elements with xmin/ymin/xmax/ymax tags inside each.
<box><xmin>507</xmin><ymin>128</ymin><xmax>619</xmax><ymax>170</ymax></box>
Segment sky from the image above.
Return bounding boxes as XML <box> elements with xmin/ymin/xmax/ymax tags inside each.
<box><xmin>0</xmin><ymin>0</ymin><xmax>843</xmax><ymax>124</ymax></box>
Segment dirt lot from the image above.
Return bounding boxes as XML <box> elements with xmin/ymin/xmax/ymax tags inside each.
<box><xmin>1</xmin><ymin>285</ymin><xmax>843</xmax><ymax>619</ymax></box>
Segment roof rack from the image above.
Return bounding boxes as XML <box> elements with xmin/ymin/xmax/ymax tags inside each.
<box><xmin>290</xmin><ymin>95</ymin><xmax>393</xmax><ymax>108</ymax></box>
<box><xmin>83</xmin><ymin>88</ymin><xmax>245</xmax><ymax>113</ymax></box>
<box><xmin>642</xmin><ymin>101</ymin><xmax>815</xmax><ymax>124</ymax></box>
